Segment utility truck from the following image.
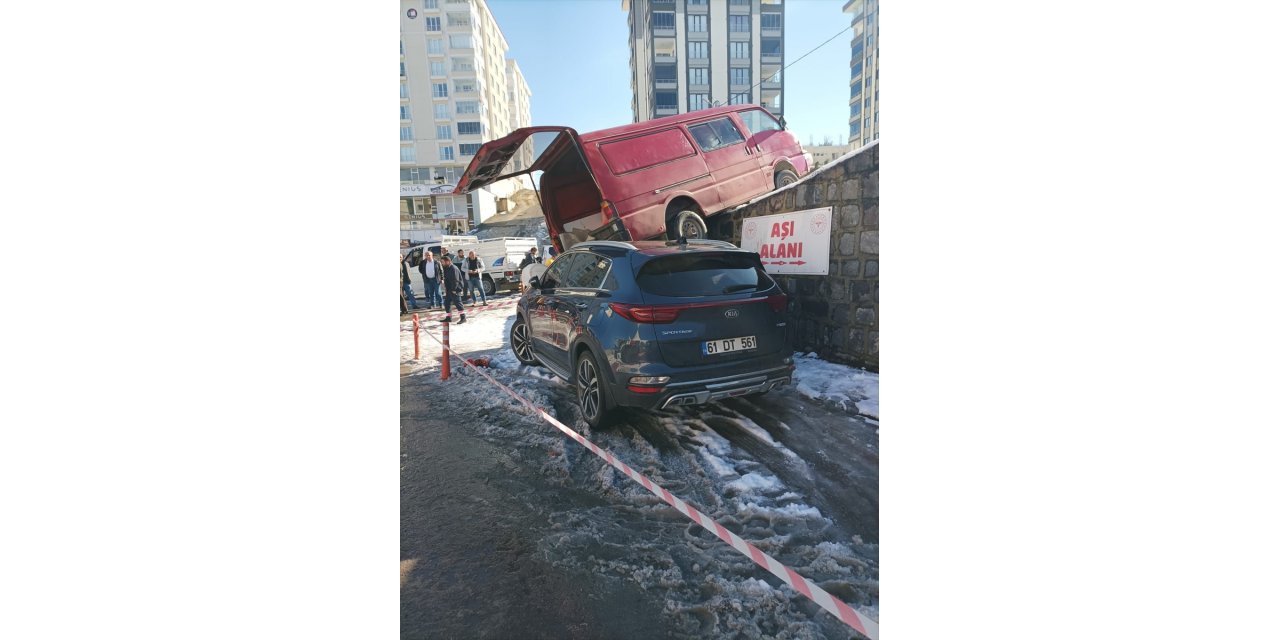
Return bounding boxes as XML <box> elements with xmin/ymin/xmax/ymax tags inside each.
<box><xmin>402</xmin><ymin>236</ymin><xmax>538</xmax><ymax>296</ymax></box>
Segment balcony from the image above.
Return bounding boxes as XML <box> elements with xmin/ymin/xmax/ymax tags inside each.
<box><xmin>655</xmin><ymin>106</ymin><xmax>678</xmax><ymax>117</ymax></box>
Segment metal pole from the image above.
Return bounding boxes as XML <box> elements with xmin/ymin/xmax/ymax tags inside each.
<box><xmin>412</xmin><ymin>313</ymin><xmax>420</xmax><ymax>360</ymax></box>
<box><xmin>441</xmin><ymin>318</ymin><xmax>451</xmax><ymax>380</ymax></box>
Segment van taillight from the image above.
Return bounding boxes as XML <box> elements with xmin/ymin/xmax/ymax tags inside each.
<box><xmin>766</xmin><ymin>294</ymin><xmax>788</xmax><ymax>313</ymax></box>
<box><xmin>609</xmin><ymin>303</ymin><xmax>681</xmax><ymax>324</ymax></box>
<box><xmin>601</xmin><ymin>200</ymin><xmax>618</xmax><ymax>222</ymax></box>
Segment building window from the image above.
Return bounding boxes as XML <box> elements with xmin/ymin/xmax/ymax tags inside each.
<box><xmin>427</xmin><ymin>38</ymin><xmax>444</xmax><ymax>54</ymax></box>
<box><xmin>400</xmin><ymin>126</ymin><xmax>414</xmax><ymax>141</ymax></box>
<box><xmin>454</xmin><ymin>79</ymin><xmax>476</xmax><ymax>93</ymax></box>
<box><xmin>730</xmin><ymin>67</ymin><xmax>750</xmax><ymax>86</ymax></box>
<box><xmin>446</xmin><ymin>0</ymin><xmax>468</xmax><ymax>4</ymax></box>
<box><xmin>457</xmin><ymin>121</ymin><xmax>482</xmax><ymax>135</ymax></box>
<box><xmin>456</xmin><ymin>101</ymin><xmax>480</xmax><ymax>114</ymax></box>
<box><xmin>400</xmin><ymin>62</ymin><xmax>406</xmax><ymax>77</ymax></box>
<box><xmin>434</xmin><ymin>103</ymin><xmax>449</xmax><ymax>119</ymax></box>
<box><xmin>440</xmin><ymin>146</ymin><xmax>454</xmax><ymax>161</ymax></box>
<box><xmin>730</xmin><ymin>0</ymin><xmax>750</xmax><ymax>5</ymax></box>
<box><xmin>850</xmin><ymin>102</ymin><xmax>862</xmax><ymax>117</ymax></box>
<box><xmin>655</xmin><ymin>90</ymin><xmax>678</xmax><ymax>109</ymax></box>
<box><xmin>730</xmin><ymin>93</ymin><xmax>750</xmax><ymax>105</ymax></box>
<box><xmin>652</xmin><ymin>0</ymin><xmax>674</xmax><ymax>3</ymax></box>
<box><xmin>401</xmin><ymin>146</ymin><xmax>416</xmax><ymax>163</ymax></box>
<box><xmin>688</xmin><ymin>93</ymin><xmax>711</xmax><ymax>111</ymax></box>
<box><xmin>688</xmin><ymin>41</ymin><xmax>708</xmax><ymax>59</ymax></box>
<box><xmin>687</xmin><ymin>117</ymin><xmax>745</xmax><ymax>152</ymax></box>
<box><xmin>430</xmin><ymin>61</ymin><xmax>446</xmax><ymax>76</ymax></box>
<box><xmin>688</xmin><ymin>0</ymin><xmax>706</xmax><ymax>5</ymax></box>
<box><xmin>652</xmin><ymin>12</ymin><xmax>674</xmax><ymax>29</ymax></box>
<box><xmin>425</xmin><ymin>16</ymin><xmax>440</xmax><ymax>31</ymax></box>
<box><xmin>452</xmin><ymin>57</ymin><xmax>474</xmax><ymax>72</ymax></box>
<box><xmin>851</xmin><ymin>61</ymin><xmax>863</xmax><ymax>79</ymax></box>
<box><xmin>446</xmin><ymin>12</ymin><xmax>470</xmax><ymax>27</ymax></box>
<box><xmin>762</xmin><ymin>38</ymin><xmax>781</xmax><ymax>56</ymax></box>
<box><xmin>688</xmin><ymin>67</ymin><xmax>708</xmax><ymax>85</ymax></box>
<box><xmin>432</xmin><ymin>83</ymin><xmax>448</xmax><ymax>98</ymax></box>
<box><xmin>449</xmin><ymin>34</ymin><xmax>473</xmax><ymax>48</ymax></box>
<box><xmin>850</xmin><ymin>83</ymin><xmax>862</xmax><ymax>99</ymax></box>
<box><xmin>424</xmin><ymin>0</ymin><xmax>439</xmax><ymax>7</ymax></box>
<box><xmin>730</xmin><ymin>42</ymin><xmax>750</xmax><ymax>59</ymax></box>
<box><xmin>401</xmin><ymin>105</ymin><xmax>412</xmax><ymax>120</ymax></box>
<box><xmin>400</xmin><ymin>82</ymin><xmax>409</xmax><ymax>99</ymax></box>
<box><xmin>729</xmin><ymin>15</ymin><xmax>750</xmax><ymax>32</ymax></box>
<box><xmin>655</xmin><ymin>64</ymin><xmax>677</xmax><ymax>82</ymax></box>
<box><xmin>459</xmin><ymin>143</ymin><xmax>482</xmax><ymax>155</ymax></box>
<box><xmin>688</xmin><ymin>15</ymin><xmax>707</xmax><ymax>32</ymax></box>
<box><xmin>762</xmin><ymin>13</ymin><xmax>782</xmax><ymax>29</ymax></box>
<box><xmin>400</xmin><ymin>41</ymin><xmax>404</xmax><ymax>55</ymax></box>
<box><xmin>437</xmin><ymin>124</ymin><xmax>452</xmax><ymax>139</ymax></box>
<box><xmin>851</xmin><ymin>40</ymin><xmax>864</xmax><ymax>59</ymax></box>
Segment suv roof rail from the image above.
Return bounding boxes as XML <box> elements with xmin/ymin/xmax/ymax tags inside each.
<box><xmin>574</xmin><ymin>240</ymin><xmax>638</xmax><ymax>251</ymax></box>
<box><xmin>665</xmin><ymin>239</ymin><xmax>739</xmax><ymax>249</ymax></box>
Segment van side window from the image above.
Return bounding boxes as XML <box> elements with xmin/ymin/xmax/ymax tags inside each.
<box><xmin>739</xmin><ymin>109</ymin><xmax>783</xmax><ymax>135</ymax></box>
<box><xmin>688</xmin><ymin>117</ymin><xmax>746</xmax><ymax>153</ymax></box>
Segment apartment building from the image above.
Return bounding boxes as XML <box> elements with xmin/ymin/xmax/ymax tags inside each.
<box><xmin>400</xmin><ymin>0</ymin><xmax>531</xmax><ymax>235</ymax></box>
<box><xmin>844</xmin><ymin>0</ymin><xmax>877</xmax><ymax>146</ymax></box>
<box><xmin>623</xmin><ymin>0</ymin><xmax>786</xmax><ymax>123</ymax></box>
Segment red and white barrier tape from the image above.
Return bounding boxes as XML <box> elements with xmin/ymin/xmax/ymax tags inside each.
<box><xmin>410</xmin><ymin>326</ymin><xmax>878</xmax><ymax>639</ymax></box>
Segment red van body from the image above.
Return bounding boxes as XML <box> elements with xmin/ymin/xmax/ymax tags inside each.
<box><xmin>454</xmin><ymin>105</ymin><xmax>810</xmax><ymax>251</ymax></box>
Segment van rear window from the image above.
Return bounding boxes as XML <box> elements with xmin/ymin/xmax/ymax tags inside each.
<box><xmin>599</xmin><ymin>128</ymin><xmax>696</xmax><ymax>175</ymax></box>
<box><xmin>636</xmin><ymin>253</ymin><xmax>775</xmax><ymax>297</ymax></box>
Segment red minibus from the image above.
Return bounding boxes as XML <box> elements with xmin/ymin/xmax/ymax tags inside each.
<box><xmin>454</xmin><ymin>105</ymin><xmax>810</xmax><ymax>251</ymax></box>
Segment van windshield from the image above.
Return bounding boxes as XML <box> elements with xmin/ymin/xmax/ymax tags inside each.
<box><xmin>636</xmin><ymin>253</ymin><xmax>775</xmax><ymax>297</ymax></box>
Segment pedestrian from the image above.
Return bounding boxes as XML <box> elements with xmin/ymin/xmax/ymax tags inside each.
<box><xmin>418</xmin><ymin>250</ymin><xmax>442</xmax><ymax>308</ymax></box>
<box><xmin>464</xmin><ymin>250</ymin><xmax>488</xmax><ymax>306</ymax></box>
<box><xmin>439</xmin><ymin>254</ymin><xmax>467</xmax><ymax>324</ymax></box>
<box><xmin>401</xmin><ymin>256</ymin><xmax>419</xmax><ymax>312</ymax></box>
<box><xmin>455</xmin><ymin>248</ymin><xmax>470</xmax><ymax>300</ymax></box>
<box><xmin>518</xmin><ymin>247</ymin><xmax>540</xmax><ymax>294</ymax></box>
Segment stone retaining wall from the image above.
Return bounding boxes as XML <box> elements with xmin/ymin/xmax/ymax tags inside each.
<box><xmin>710</xmin><ymin>142</ymin><xmax>879</xmax><ymax>371</ymax></box>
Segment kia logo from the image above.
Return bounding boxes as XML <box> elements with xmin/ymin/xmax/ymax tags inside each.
<box><xmin>724</xmin><ymin>308</ymin><xmax>739</xmax><ymax>318</ymax></box>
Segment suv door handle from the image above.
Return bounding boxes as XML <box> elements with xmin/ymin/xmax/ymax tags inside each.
<box><xmin>574</xmin><ymin>302</ymin><xmax>588</xmax><ymax>309</ymax></box>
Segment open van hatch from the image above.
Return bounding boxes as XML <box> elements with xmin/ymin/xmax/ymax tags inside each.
<box><xmin>454</xmin><ymin>127</ymin><xmax>628</xmax><ymax>251</ymax></box>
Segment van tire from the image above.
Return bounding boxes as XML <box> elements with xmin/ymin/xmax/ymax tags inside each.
<box><xmin>774</xmin><ymin>168</ymin><xmax>799</xmax><ymax>189</ymax></box>
<box><xmin>666</xmin><ymin>210</ymin><xmax>707</xmax><ymax>240</ymax></box>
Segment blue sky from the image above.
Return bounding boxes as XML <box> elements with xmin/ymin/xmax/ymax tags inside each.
<box><xmin>488</xmin><ymin>0</ymin><xmax>853</xmax><ymax>146</ymax></box>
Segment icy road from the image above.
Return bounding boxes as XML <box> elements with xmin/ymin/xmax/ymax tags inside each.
<box><xmin>401</xmin><ymin>297</ymin><xmax>878</xmax><ymax>639</ymax></box>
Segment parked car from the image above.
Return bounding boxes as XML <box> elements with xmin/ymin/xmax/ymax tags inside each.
<box><xmin>454</xmin><ymin>105</ymin><xmax>811</xmax><ymax>252</ymax></box>
<box><xmin>509</xmin><ymin>239</ymin><xmax>794</xmax><ymax>427</ymax></box>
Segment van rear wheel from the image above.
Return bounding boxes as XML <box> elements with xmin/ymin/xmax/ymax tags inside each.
<box><xmin>774</xmin><ymin>168</ymin><xmax>799</xmax><ymax>189</ymax></box>
<box><xmin>666</xmin><ymin>210</ymin><xmax>707</xmax><ymax>240</ymax></box>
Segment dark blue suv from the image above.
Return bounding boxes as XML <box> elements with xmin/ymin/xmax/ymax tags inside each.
<box><xmin>509</xmin><ymin>239</ymin><xmax>794</xmax><ymax>427</ymax></box>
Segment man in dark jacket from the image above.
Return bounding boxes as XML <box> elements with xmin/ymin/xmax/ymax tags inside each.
<box><xmin>438</xmin><ymin>255</ymin><xmax>466</xmax><ymax>324</ymax></box>
<box><xmin>401</xmin><ymin>257</ymin><xmax>419</xmax><ymax>312</ymax></box>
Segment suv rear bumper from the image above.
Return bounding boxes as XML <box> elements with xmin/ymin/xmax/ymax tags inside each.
<box><xmin>615</xmin><ymin>364</ymin><xmax>794</xmax><ymax>410</ymax></box>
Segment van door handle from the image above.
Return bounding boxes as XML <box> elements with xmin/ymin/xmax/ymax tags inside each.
<box><xmin>745</xmin><ymin>147</ymin><xmax>753</xmax><ymax>155</ymax></box>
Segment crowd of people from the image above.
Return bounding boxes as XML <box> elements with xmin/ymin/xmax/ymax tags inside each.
<box><xmin>401</xmin><ymin>245</ymin><xmax>553</xmax><ymax>323</ymax></box>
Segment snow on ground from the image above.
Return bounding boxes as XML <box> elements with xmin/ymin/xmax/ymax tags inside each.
<box><xmin>792</xmin><ymin>352</ymin><xmax>879</xmax><ymax>419</ymax></box>
<box><xmin>401</xmin><ymin>301</ymin><xmax>878</xmax><ymax>637</ymax></box>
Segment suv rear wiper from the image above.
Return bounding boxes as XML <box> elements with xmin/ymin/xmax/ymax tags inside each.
<box><xmin>722</xmin><ymin>284</ymin><xmax>757</xmax><ymax>293</ymax></box>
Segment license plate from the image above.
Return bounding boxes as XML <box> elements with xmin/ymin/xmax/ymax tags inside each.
<box><xmin>702</xmin><ymin>335</ymin><xmax>757</xmax><ymax>355</ymax></box>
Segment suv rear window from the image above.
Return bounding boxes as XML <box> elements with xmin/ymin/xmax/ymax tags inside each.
<box><xmin>636</xmin><ymin>253</ymin><xmax>775</xmax><ymax>297</ymax></box>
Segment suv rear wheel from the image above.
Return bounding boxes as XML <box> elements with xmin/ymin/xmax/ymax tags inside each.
<box><xmin>666</xmin><ymin>210</ymin><xmax>707</xmax><ymax>241</ymax></box>
<box><xmin>575</xmin><ymin>350</ymin><xmax>612</xmax><ymax>428</ymax></box>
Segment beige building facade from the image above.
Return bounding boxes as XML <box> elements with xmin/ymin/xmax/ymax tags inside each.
<box><xmin>843</xmin><ymin>0</ymin><xmax>877</xmax><ymax>146</ymax></box>
<box><xmin>400</xmin><ymin>0</ymin><xmax>532</xmax><ymax>235</ymax></box>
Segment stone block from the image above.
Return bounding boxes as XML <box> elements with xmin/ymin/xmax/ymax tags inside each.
<box><xmin>826</xmin><ymin>181</ymin><xmax>840</xmax><ymax>202</ymax></box>
<box><xmin>839</xmin><ymin>232</ymin><xmax>857</xmax><ymax>256</ymax></box>
<box><xmin>852</xmin><ymin>150</ymin><xmax>875</xmax><ymax>172</ymax></box>
<box><xmin>849</xmin><ymin>280</ymin><xmax>871</xmax><ymax>301</ymax></box>
<box><xmin>848</xmin><ymin>329</ymin><xmax>865</xmax><ymax>354</ymax></box>
<box><xmin>861</xmin><ymin>204</ymin><xmax>878</xmax><ymax>227</ymax></box>
<box><xmin>863</xmin><ymin>171</ymin><xmax>878</xmax><ymax>198</ymax></box>
<box><xmin>855</xmin><ymin>307</ymin><xmax>876</xmax><ymax>326</ymax></box>
<box><xmin>863</xmin><ymin>260</ymin><xmax>878</xmax><ymax>278</ymax></box>
<box><xmin>829</xmin><ymin>279</ymin><xmax>847</xmax><ymax>302</ymax></box>
<box><xmin>784</xmin><ymin>190</ymin><xmax>795</xmax><ymax>210</ymax></box>
<box><xmin>859</xmin><ymin>230</ymin><xmax>878</xmax><ymax>255</ymax></box>
<box><xmin>842</xmin><ymin>178</ymin><xmax>860</xmax><ymax>202</ymax></box>
<box><xmin>842</xmin><ymin>259</ymin><xmax>861</xmax><ymax>277</ymax></box>
<box><xmin>841</xmin><ymin>204</ymin><xmax>860</xmax><ymax>228</ymax></box>
<box><xmin>868</xmin><ymin>331</ymin><xmax>878</xmax><ymax>356</ymax></box>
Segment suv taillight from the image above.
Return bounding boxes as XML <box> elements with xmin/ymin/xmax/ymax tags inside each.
<box><xmin>766</xmin><ymin>294</ymin><xmax>788</xmax><ymax>313</ymax></box>
<box><xmin>609</xmin><ymin>303</ymin><xmax>681</xmax><ymax>324</ymax></box>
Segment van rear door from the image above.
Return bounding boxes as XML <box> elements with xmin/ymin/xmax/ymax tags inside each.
<box><xmin>454</xmin><ymin>126</ymin><xmax>582</xmax><ymax>193</ymax></box>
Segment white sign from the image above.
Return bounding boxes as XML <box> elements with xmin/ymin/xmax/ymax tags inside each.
<box><xmin>400</xmin><ymin>183</ymin><xmax>458</xmax><ymax>197</ymax></box>
<box><xmin>738</xmin><ymin>206</ymin><xmax>832</xmax><ymax>276</ymax></box>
